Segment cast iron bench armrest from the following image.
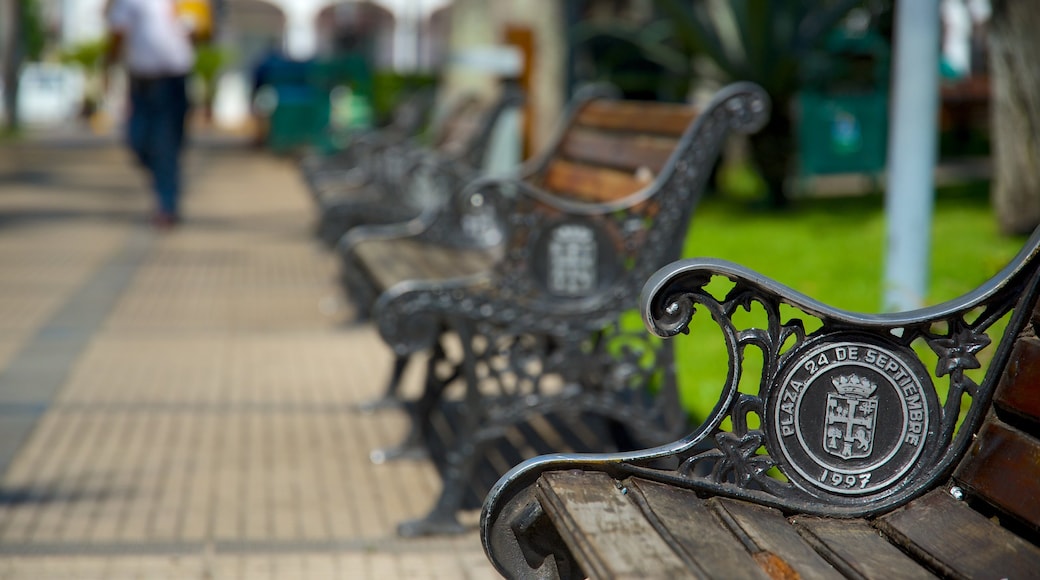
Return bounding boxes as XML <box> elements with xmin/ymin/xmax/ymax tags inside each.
<box><xmin>374</xmin><ymin>273</ymin><xmax>496</xmax><ymax>356</ymax></box>
<box><xmin>337</xmin><ymin>215</ymin><xmax>433</xmax><ymax>255</ymax></box>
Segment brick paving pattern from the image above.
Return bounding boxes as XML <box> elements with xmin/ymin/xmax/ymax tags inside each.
<box><xmin>0</xmin><ymin>132</ymin><xmax>500</xmax><ymax>579</ymax></box>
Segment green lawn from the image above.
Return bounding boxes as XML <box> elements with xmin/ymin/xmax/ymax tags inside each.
<box><xmin>661</xmin><ymin>179</ymin><xmax>1029</xmax><ymax>420</ymax></box>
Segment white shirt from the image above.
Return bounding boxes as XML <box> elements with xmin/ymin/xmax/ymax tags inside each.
<box><xmin>107</xmin><ymin>0</ymin><xmax>195</xmax><ymax>77</ymax></box>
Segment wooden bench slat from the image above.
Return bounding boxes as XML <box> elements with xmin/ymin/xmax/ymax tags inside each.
<box><xmin>993</xmin><ymin>334</ymin><xmax>1040</xmax><ymax>426</ymax></box>
<box><xmin>430</xmin><ymin>97</ymin><xmax>487</xmax><ymax>152</ymax></box>
<box><xmin>954</xmin><ymin>418</ymin><xmax>1040</xmax><ymax>528</ymax></box>
<box><xmin>709</xmin><ymin>498</ymin><xmax>844</xmax><ymax>580</ymax></box>
<box><xmin>791</xmin><ymin>516</ymin><xmax>936</xmax><ymax>580</ymax></box>
<box><xmin>876</xmin><ymin>488</ymin><xmax>1040</xmax><ymax>580</ymax></box>
<box><xmin>542</xmin><ymin>159</ymin><xmax>651</xmax><ymax>203</ymax></box>
<box><xmin>436</xmin><ymin>114</ymin><xmax>484</xmax><ymax>156</ymax></box>
<box><xmin>355</xmin><ymin>239</ymin><xmax>498</xmax><ymax>292</ymax></box>
<box><xmin>576</xmin><ymin>101</ymin><xmax>698</xmax><ymax>137</ymax></box>
<box><xmin>536</xmin><ymin>470</ymin><xmax>693</xmax><ymax>579</ymax></box>
<box><xmin>626</xmin><ymin>478</ymin><xmax>772</xmax><ymax>580</ymax></box>
<box><xmin>560</xmin><ymin>128</ymin><xmax>679</xmax><ymax>175</ymax></box>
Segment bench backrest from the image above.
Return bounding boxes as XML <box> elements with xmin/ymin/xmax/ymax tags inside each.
<box><xmin>427</xmin><ymin>94</ymin><xmax>490</xmax><ymax>156</ymax></box>
<box><xmin>953</xmin><ymin>279</ymin><xmax>1040</xmax><ymax>531</ymax></box>
<box><xmin>364</xmin><ymin>89</ymin><xmax>513</xmax><ymax>188</ymax></box>
<box><xmin>467</xmin><ymin>83</ymin><xmax>770</xmax><ymax>326</ymax></box>
<box><xmin>382</xmin><ymin>87</ymin><xmax>526</xmax><ymax>221</ymax></box>
<box><xmin>427</xmin><ymin>88</ymin><xmax>524</xmax><ymax>169</ymax></box>
<box><xmin>539</xmin><ymin>100</ymin><xmax>698</xmax><ymax>203</ymax></box>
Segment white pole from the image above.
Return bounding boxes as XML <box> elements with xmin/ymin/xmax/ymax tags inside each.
<box><xmin>883</xmin><ymin>0</ymin><xmax>941</xmax><ymax>312</ymax></box>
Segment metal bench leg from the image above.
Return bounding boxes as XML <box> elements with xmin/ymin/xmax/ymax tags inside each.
<box><xmin>397</xmin><ymin>325</ymin><xmax>484</xmax><ymax>537</ymax></box>
<box><xmin>396</xmin><ymin>453</ymin><xmax>474</xmax><ymax>537</ymax></box>
<box><xmin>369</xmin><ymin>341</ymin><xmax>459</xmax><ymax>464</ymax></box>
<box><xmin>355</xmin><ymin>353</ymin><xmax>410</xmax><ymax>413</ymax></box>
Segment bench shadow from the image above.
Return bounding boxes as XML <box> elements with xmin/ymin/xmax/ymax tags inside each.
<box><xmin>0</xmin><ymin>482</ymin><xmax>122</xmax><ymax>506</ymax></box>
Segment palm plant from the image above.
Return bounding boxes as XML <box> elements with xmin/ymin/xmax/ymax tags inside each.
<box><xmin>573</xmin><ymin>0</ymin><xmax>884</xmax><ymax>207</ymax></box>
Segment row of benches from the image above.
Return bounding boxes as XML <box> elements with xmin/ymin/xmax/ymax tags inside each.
<box><xmin>301</xmin><ymin>81</ymin><xmax>770</xmax><ymax>536</ymax></box>
<box><xmin>300</xmin><ymin>82</ymin><xmax>1040</xmax><ymax>578</ymax></box>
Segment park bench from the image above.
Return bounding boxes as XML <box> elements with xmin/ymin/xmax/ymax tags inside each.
<box><xmin>308</xmin><ymin>88</ymin><xmax>522</xmax><ymax>249</ymax></box>
<box><xmin>355</xmin><ymin>82</ymin><xmax>771</xmax><ymax>536</ymax></box>
<box><xmin>481</xmin><ymin>228</ymin><xmax>1040</xmax><ymax>579</ymax></box>
<box><xmin>299</xmin><ymin>87</ymin><xmax>433</xmax><ymax>205</ymax></box>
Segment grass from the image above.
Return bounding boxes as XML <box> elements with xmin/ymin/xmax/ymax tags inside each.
<box><xmin>658</xmin><ymin>178</ymin><xmax>1029</xmax><ymax>420</ymax></box>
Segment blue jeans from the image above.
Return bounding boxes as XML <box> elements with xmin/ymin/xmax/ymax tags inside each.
<box><xmin>127</xmin><ymin>74</ymin><xmax>189</xmax><ymax>217</ymax></box>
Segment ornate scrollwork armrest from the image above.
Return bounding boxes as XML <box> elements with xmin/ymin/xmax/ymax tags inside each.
<box><xmin>335</xmin><ymin>217</ymin><xmax>431</xmax><ymax>255</ymax></box>
<box><xmin>637</xmin><ymin>254</ymin><xmax>1038</xmax><ymax>497</ymax></box>
<box><xmin>373</xmin><ymin>274</ymin><xmax>495</xmax><ymax>356</ymax></box>
<box><xmin>406</xmin><ymin>149</ymin><xmax>480</xmax><ymax>216</ymax></box>
<box><xmin>333</xmin><ymin>150</ymin><xmax>489</xmax><ymax>252</ymax></box>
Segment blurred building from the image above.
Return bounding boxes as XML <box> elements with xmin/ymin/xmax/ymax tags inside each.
<box><xmin>4</xmin><ymin>0</ymin><xmax>571</xmax><ymax>147</ymax></box>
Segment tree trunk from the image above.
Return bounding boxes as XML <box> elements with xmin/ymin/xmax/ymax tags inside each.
<box><xmin>747</xmin><ymin>107</ymin><xmax>794</xmax><ymax>209</ymax></box>
<box><xmin>989</xmin><ymin>0</ymin><xmax>1040</xmax><ymax>235</ymax></box>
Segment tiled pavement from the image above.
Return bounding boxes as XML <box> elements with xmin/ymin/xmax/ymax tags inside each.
<box><xmin>0</xmin><ymin>130</ymin><xmax>500</xmax><ymax>579</ymax></box>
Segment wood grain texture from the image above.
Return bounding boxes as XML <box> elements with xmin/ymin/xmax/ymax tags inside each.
<box><xmin>430</xmin><ymin>97</ymin><xmax>486</xmax><ymax>152</ymax></box>
<box><xmin>559</xmin><ymin>128</ymin><xmax>679</xmax><ymax>174</ymax></box>
<box><xmin>993</xmin><ymin>334</ymin><xmax>1040</xmax><ymax>426</ymax></box>
<box><xmin>791</xmin><ymin>516</ymin><xmax>936</xmax><ymax>579</ymax></box>
<box><xmin>575</xmin><ymin>101</ymin><xmax>698</xmax><ymax>136</ymax></box>
<box><xmin>536</xmin><ymin>470</ymin><xmax>693</xmax><ymax>579</ymax></box>
<box><xmin>541</xmin><ymin>160</ymin><xmax>649</xmax><ymax>203</ymax></box>
<box><xmin>355</xmin><ymin>238</ymin><xmax>498</xmax><ymax>292</ymax></box>
<box><xmin>626</xmin><ymin>478</ymin><xmax>771</xmax><ymax>580</ymax></box>
<box><xmin>709</xmin><ymin>498</ymin><xmax>843</xmax><ymax>580</ymax></box>
<box><xmin>876</xmin><ymin>489</ymin><xmax>1040</xmax><ymax>580</ymax></box>
<box><xmin>954</xmin><ymin>418</ymin><xmax>1040</xmax><ymax>528</ymax></box>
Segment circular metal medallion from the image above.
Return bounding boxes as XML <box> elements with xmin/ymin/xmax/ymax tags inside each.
<box><xmin>531</xmin><ymin>219</ymin><xmax>618</xmax><ymax>298</ymax></box>
<box><xmin>766</xmin><ymin>335</ymin><xmax>939</xmax><ymax>497</ymax></box>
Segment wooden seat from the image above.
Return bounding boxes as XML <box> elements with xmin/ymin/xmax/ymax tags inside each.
<box><xmin>526</xmin><ymin>473</ymin><xmax>1040</xmax><ymax>579</ymax></box>
<box><xmin>353</xmin><ymin>238</ymin><xmax>501</xmax><ymax>292</ymax></box>
<box><xmin>482</xmin><ymin>230</ymin><xmax>1040</xmax><ymax>579</ymax></box>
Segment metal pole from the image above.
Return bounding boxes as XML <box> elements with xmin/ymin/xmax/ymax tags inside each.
<box><xmin>883</xmin><ymin>0</ymin><xmax>941</xmax><ymax>312</ymax></box>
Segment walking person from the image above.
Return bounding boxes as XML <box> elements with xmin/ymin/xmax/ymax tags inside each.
<box><xmin>105</xmin><ymin>0</ymin><xmax>207</xmax><ymax>229</ymax></box>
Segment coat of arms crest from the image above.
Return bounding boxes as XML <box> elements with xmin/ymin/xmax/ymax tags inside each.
<box><xmin>824</xmin><ymin>374</ymin><xmax>878</xmax><ymax>460</ymax></box>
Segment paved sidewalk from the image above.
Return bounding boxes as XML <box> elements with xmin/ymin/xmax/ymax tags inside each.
<box><xmin>0</xmin><ymin>131</ymin><xmax>499</xmax><ymax>579</ymax></box>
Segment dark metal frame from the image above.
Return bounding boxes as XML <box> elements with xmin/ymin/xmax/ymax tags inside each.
<box><xmin>300</xmin><ymin>88</ymin><xmax>435</xmax><ymax>209</ymax></box>
<box><xmin>310</xmin><ymin>89</ymin><xmax>521</xmax><ymax>249</ymax></box>
<box><xmin>334</xmin><ymin>86</ymin><xmax>526</xmax><ymax>316</ymax></box>
<box><xmin>344</xmin><ymin>84</ymin><xmax>617</xmax><ymax>412</ymax></box>
<box><xmin>481</xmin><ymin>226</ymin><xmax>1040</xmax><ymax>579</ymax></box>
<box><xmin>369</xmin><ymin>82</ymin><xmax>772</xmax><ymax>536</ymax></box>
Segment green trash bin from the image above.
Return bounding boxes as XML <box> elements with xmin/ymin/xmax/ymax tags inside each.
<box><xmin>798</xmin><ymin>90</ymin><xmax>888</xmax><ymax>176</ymax></box>
<box><xmin>308</xmin><ymin>55</ymin><xmax>374</xmax><ymax>154</ymax></box>
<box><xmin>261</xmin><ymin>55</ymin><xmax>374</xmax><ymax>154</ymax></box>
<box><xmin>797</xmin><ymin>22</ymin><xmax>890</xmax><ymax>178</ymax></box>
<box><xmin>262</xmin><ymin>59</ymin><xmax>322</xmax><ymax>154</ymax></box>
